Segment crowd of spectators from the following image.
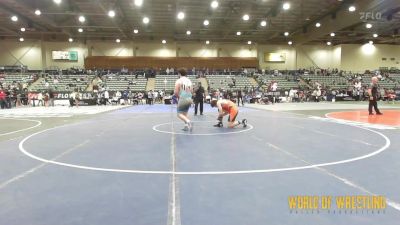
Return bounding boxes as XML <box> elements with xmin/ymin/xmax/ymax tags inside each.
<box><xmin>0</xmin><ymin>73</ymin><xmax>38</xmax><ymax>109</ymax></box>
<box><xmin>1</xmin><ymin>66</ymin><xmax>399</xmax><ymax>109</ymax></box>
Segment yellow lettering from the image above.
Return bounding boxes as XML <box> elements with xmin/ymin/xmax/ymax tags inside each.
<box><xmin>288</xmin><ymin>196</ymin><xmax>297</xmax><ymax>209</ymax></box>
<box><xmin>336</xmin><ymin>196</ymin><xmax>345</xmax><ymax>209</ymax></box>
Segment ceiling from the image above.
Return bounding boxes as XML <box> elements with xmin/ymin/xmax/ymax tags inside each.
<box><xmin>0</xmin><ymin>0</ymin><xmax>399</xmax><ymax>45</ymax></box>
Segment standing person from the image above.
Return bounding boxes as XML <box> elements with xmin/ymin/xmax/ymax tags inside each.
<box><xmin>210</xmin><ymin>99</ymin><xmax>247</xmax><ymax>128</ymax></box>
<box><xmin>194</xmin><ymin>82</ymin><xmax>205</xmax><ymax>116</ymax></box>
<box><xmin>37</xmin><ymin>92</ymin><xmax>44</xmax><ymax>107</ymax></box>
<box><xmin>0</xmin><ymin>88</ymin><xmax>6</xmax><ymax>109</ymax></box>
<box><xmin>104</xmin><ymin>89</ymin><xmax>110</xmax><ymax>105</ymax></box>
<box><xmin>69</xmin><ymin>90</ymin><xmax>76</xmax><ymax>107</ymax></box>
<box><xmin>44</xmin><ymin>92</ymin><xmax>49</xmax><ymax>107</ymax></box>
<box><xmin>368</xmin><ymin>76</ymin><xmax>383</xmax><ymax>115</ymax></box>
<box><xmin>237</xmin><ymin>89</ymin><xmax>244</xmax><ymax>106</ymax></box>
<box><xmin>174</xmin><ymin>68</ymin><xmax>193</xmax><ymax>131</ymax></box>
<box><xmin>48</xmin><ymin>89</ymin><xmax>55</xmax><ymax>107</ymax></box>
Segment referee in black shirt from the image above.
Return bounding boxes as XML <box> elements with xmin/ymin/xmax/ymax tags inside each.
<box><xmin>368</xmin><ymin>76</ymin><xmax>383</xmax><ymax>115</ymax></box>
<box><xmin>194</xmin><ymin>82</ymin><xmax>205</xmax><ymax>115</ymax></box>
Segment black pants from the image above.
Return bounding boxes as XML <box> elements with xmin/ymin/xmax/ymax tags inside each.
<box><xmin>69</xmin><ymin>98</ymin><xmax>75</xmax><ymax>107</ymax></box>
<box><xmin>194</xmin><ymin>98</ymin><xmax>203</xmax><ymax>115</ymax></box>
<box><xmin>0</xmin><ymin>100</ymin><xmax>5</xmax><ymax>109</ymax></box>
<box><xmin>369</xmin><ymin>99</ymin><xmax>381</xmax><ymax>114</ymax></box>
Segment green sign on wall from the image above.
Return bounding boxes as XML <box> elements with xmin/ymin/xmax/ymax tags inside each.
<box><xmin>69</xmin><ymin>51</ymin><xmax>78</xmax><ymax>61</ymax></box>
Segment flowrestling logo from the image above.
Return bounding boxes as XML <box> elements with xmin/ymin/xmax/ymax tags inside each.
<box><xmin>359</xmin><ymin>11</ymin><xmax>382</xmax><ymax>20</ymax></box>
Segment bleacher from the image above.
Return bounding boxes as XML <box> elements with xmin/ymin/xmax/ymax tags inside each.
<box><xmin>257</xmin><ymin>74</ymin><xmax>301</xmax><ymax>90</ymax></box>
<box><xmin>154</xmin><ymin>74</ymin><xmax>199</xmax><ymax>92</ymax></box>
<box><xmin>0</xmin><ymin>73</ymin><xmax>35</xmax><ymax>87</ymax></box>
<box><xmin>301</xmin><ymin>74</ymin><xmax>349</xmax><ymax>89</ymax></box>
<box><xmin>30</xmin><ymin>74</ymin><xmax>94</xmax><ymax>92</ymax></box>
<box><xmin>207</xmin><ymin>74</ymin><xmax>251</xmax><ymax>91</ymax></box>
<box><xmin>359</xmin><ymin>74</ymin><xmax>398</xmax><ymax>89</ymax></box>
<box><xmin>389</xmin><ymin>74</ymin><xmax>400</xmax><ymax>87</ymax></box>
<box><xmin>101</xmin><ymin>75</ymin><xmax>147</xmax><ymax>92</ymax></box>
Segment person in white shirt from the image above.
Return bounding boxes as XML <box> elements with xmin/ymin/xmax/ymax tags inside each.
<box><xmin>174</xmin><ymin>68</ymin><xmax>193</xmax><ymax>131</ymax></box>
<box><xmin>37</xmin><ymin>92</ymin><xmax>44</xmax><ymax>106</ymax></box>
<box><xmin>104</xmin><ymin>90</ymin><xmax>110</xmax><ymax>105</ymax></box>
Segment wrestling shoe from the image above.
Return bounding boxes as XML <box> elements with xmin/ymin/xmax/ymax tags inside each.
<box><xmin>188</xmin><ymin>121</ymin><xmax>194</xmax><ymax>131</ymax></box>
<box><xmin>377</xmin><ymin>112</ymin><xmax>383</xmax><ymax>115</ymax></box>
<box><xmin>242</xmin><ymin>119</ymin><xmax>247</xmax><ymax>128</ymax></box>
<box><xmin>182</xmin><ymin>124</ymin><xmax>189</xmax><ymax>131</ymax></box>
<box><xmin>213</xmin><ymin>122</ymin><xmax>223</xmax><ymax>127</ymax></box>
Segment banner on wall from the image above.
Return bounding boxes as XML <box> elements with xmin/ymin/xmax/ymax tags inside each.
<box><xmin>52</xmin><ymin>51</ymin><xmax>78</xmax><ymax>61</ymax></box>
<box><xmin>264</xmin><ymin>52</ymin><xmax>286</xmax><ymax>62</ymax></box>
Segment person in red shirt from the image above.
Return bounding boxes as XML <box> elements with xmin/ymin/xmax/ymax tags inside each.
<box><xmin>210</xmin><ymin>99</ymin><xmax>247</xmax><ymax>128</ymax></box>
<box><xmin>0</xmin><ymin>88</ymin><xmax>6</xmax><ymax>109</ymax></box>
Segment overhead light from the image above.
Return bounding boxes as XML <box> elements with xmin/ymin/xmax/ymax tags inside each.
<box><xmin>284</xmin><ymin>31</ymin><xmax>289</xmax><ymax>36</ymax></box>
<box><xmin>34</xmin><ymin>9</ymin><xmax>41</xmax><ymax>16</ymax></box>
<box><xmin>242</xmin><ymin>14</ymin><xmax>250</xmax><ymax>21</ymax></box>
<box><xmin>143</xmin><ymin>17</ymin><xmax>150</xmax><ymax>24</ymax></box>
<box><xmin>186</xmin><ymin>30</ymin><xmax>191</xmax><ymax>35</ymax></box>
<box><xmin>68</xmin><ymin>38</ymin><xmax>73</xmax><ymax>42</ymax></box>
<box><xmin>11</xmin><ymin>16</ymin><xmax>18</xmax><ymax>22</ymax></box>
<box><xmin>348</xmin><ymin>6</ymin><xmax>356</xmax><ymax>12</ymax></box>
<box><xmin>330</xmin><ymin>32</ymin><xmax>335</xmax><ymax>37</ymax></box>
<box><xmin>247</xmin><ymin>41</ymin><xmax>252</xmax><ymax>45</ymax></box>
<box><xmin>236</xmin><ymin>31</ymin><xmax>242</xmax><ymax>36</ymax></box>
<box><xmin>203</xmin><ymin>20</ymin><xmax>209</xmax><ymax>26</ymax></box>
<box><xmin>134</xmin><ymin>0</ymin><xmax>143</xmax><ymax>7</ymax></box>
<box><xmin>19</xmin><ymin>37</ymin><xmax>24</xmax><ymax>42</ymax></box>
<box><xmin>260</xmin><ymin>20</ymin><xmax>267</xmax><ymax>27</ymax></box>
<box><xmin>162</xmin><ymin>39</ymin><xmax>167</xmax><ymax>44</ymax></box>
<box><xmin>315</xmin><ymin>22</ymin><xmax>321</xmax><ymax>27</ymax></box>
<box><xmin>366</xmin><ymin>23</ymin><xmax>372</xmax><ymax>29</ymax></box>
<box><xmin>116</xmin><ymin>39</ymin><xmax>121</xmax><ymax>43</ymax></box>
<box><xmin>211</xmin><ymin>1</ymin><xmax>219</xmax><ymax>9</ymax></box>
<box><xmin>283</xmin><ymin>2</ymin><xmax>291</xmax><ymax>10</ymax></box>
<box><xmin>177</xmin><ymin>12</ymin><xmax>185</xmax><ymax>20</ymax></box>
<box><xmin>20</xmin><ymin>27</ymin><xmax>26</xmax><ymax>32</ymax></box>
<box><xmin>288</xmin><ymin>41</ymin><xmax>293</xmax><ymax>45</ymax></box>
<box><xmin>78</xmin><ymin>15</ymin><xmax>86</xmax><ymax>23</ymax></box>
<box><xmin>369</xmin><ymin>40</ymin><xmax>374</xmax><ymax>45</ymax></box>
<box><xmin>373</xmin><ymin>33</ymin><xmax>378</xmax><ymax>38</ymax></box>
<box><xmin>108</xmin><ymin>10</ymin><xmax>115</xmax><ymax>18</ymax></box>
<box><xmin>206</xmin><ymin>40</ymin><xmax>210</xmax><ymax>45</ymax></box>
<box><xmin>78</xmin><ymin>28</ymin><xmax>83</xmax><ymax>32</ymax></box>
<box><xmin>327</xmin><ymin>41</ymin><xmax>332</xmax><ymax>46</ymax></box>
<box><xmin>53</xmin><ymin>0</ymin><xmax>62</xmax><ymax>4</ymax></box>
<box><xmin>133</xmin><ymin>29</ymin><xmax>139</xmax><ymax>34</ymax></box>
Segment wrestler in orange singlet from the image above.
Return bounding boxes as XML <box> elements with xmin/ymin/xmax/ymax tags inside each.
<box><xmin>210</xmin><ymin>99</ymin><xmax>247</xmax><ymax>128</ymax></box>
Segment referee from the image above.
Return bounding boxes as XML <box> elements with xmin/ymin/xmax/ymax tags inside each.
<box><xmin>194</xmin><ymin>82</ymin><xmax>205</xmax><ymax>115</ymax></box>
<box><xmin>368</xmin><ymin>76</ymin><xmax>383</xmax><ymax>115</ymax></box>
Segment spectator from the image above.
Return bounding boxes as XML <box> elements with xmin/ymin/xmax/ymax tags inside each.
<box><xmin>49</xmin><ymin>90</ymin><xmax>55</xmax><ymax>107</ymax></box>
<box><xmin>37</xmin><ymin>92</ymin><xmax>44</xmax><ymax>106</ymax></box>
<box><xmin>0</xmin><ymin>88</ymin><xmax>6</xmax><ymax>109</ymax></box>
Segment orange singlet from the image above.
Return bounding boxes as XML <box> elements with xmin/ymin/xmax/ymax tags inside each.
<box><xmin>221</xmin><ymin>100</ymin><xmax>238</xmax><ymax>122</ymax></box>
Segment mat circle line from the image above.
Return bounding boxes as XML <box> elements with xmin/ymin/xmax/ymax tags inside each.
<box><xmin>18</xmin><ymin>116</ymin><xmax>391</xmax><ymax>175</ymax></box>
<box><xmin>0</xmin><ymin>117</ymin><xmax>42</xmax><ymax>136</ymax></box>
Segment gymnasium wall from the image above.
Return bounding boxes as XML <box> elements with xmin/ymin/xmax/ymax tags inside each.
<box><xmin>0</xmin><ymin>40</ymin><xmax>42</xmax><ymax>70</ymax></box>
<box><xmin>0</xmin><ymin>40</ymin><xmax>399</xmax><ymax>71</ymax></box>
<box><xmin>340</xmin><ymin>44</ymin><xmax>400</xmax><ymax>72</ymax></box>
